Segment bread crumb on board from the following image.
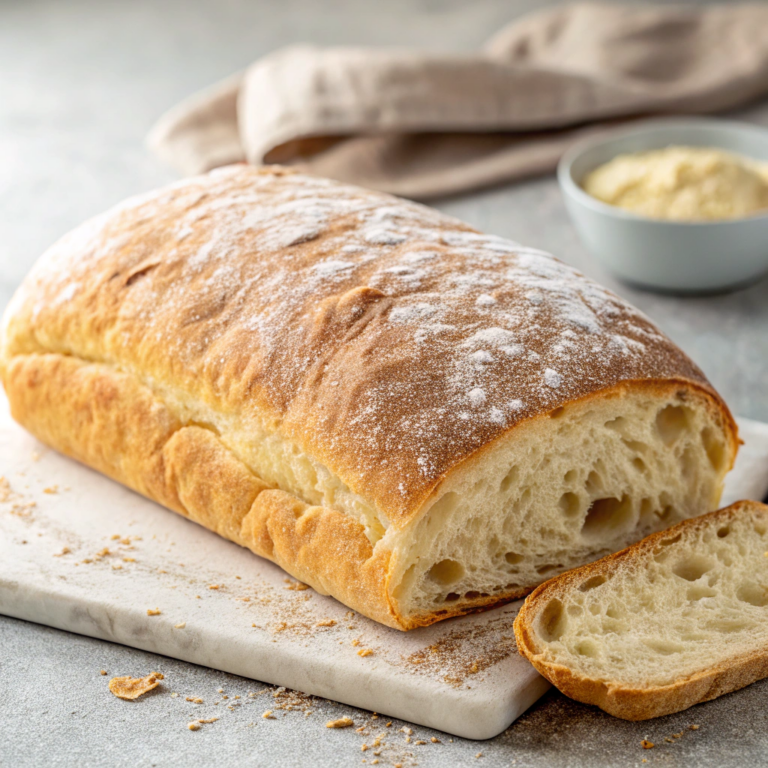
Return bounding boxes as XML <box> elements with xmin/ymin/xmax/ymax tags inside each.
<box><xmin>186</xmin><ymin>697</ymin><xmax>203</xmax><ymax>704</ymax></box>
<box><xmin>641</xmin><ymin>740</ymin><xmax>655</xmax><ymax>749</ymax></box>
<box><xmin>108</xmin><ymin>672</ymin><xmax>164</xmax><ymax>700</ymax></box>
<box><xmin>327</xmin><ymin>717</ymin><xmax>354</xmax><ymax>728</ymax></box>
<box><xmin>0</xmin><ymin>476</ymin><xmax>12</xmax><ymax>502</ymax></box>
<box><xmin>357</xmin><ymin>648</ymin><xmax>374</xmax><ymax>657</ymax></box>
<box><xmin>146</xmin><ymin>608</ymin><xmax>161</xmax><ymax>616</ymax></box>
<box><xmin>174</xmin><ymin>622</ymin><xmax>186</xmax><ymax>629</ymax></box>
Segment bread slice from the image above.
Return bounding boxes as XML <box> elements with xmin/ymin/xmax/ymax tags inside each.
<box><xmin>515</xmin><ymin>500</ymin><xmax>768</xmax><ymax>719</ymax></box>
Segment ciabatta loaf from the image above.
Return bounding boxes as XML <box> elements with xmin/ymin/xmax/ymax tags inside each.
<box><xmin>515</xmin><ymin>500</ymin><xmax>768</xmax><ymax>720</ymax></box>
<box><xmin>0</xmin><ymin>166</ymin><xmax>737</xmax><ymax>629</ymax></box>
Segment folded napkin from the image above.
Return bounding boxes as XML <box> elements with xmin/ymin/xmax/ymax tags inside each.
<box><xmin>148</xmin><ymin>2</ymin><xmax>768</xmax><ymax>199</ymax></box>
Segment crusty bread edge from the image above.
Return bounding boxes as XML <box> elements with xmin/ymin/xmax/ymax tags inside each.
<box><xmin>514</xmin><ymin>500</ymin><xmax>768</xmax><ymax>720</ymax></box>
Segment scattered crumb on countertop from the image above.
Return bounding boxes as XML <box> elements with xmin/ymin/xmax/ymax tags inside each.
<box><xmin>327</xmin><ymin>717</ymin><xmax>354</xmax><ymax>728</ymax></box>
<box><xmin>108</xmin><ymin>672</ymin><xmax>164</xmax><ymax>700</ymax></box>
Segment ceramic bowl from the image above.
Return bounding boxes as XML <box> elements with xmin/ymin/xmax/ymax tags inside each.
<box><xmin>558</xmin><ymin>118</ymin><xmax>768</xmax><ymax>293</ymax></box>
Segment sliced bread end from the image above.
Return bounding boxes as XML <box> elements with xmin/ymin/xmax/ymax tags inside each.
<box><xmin>514</xmin><ymin>500</ymin><xmax>768</xmax><ymax>720</ymax></box>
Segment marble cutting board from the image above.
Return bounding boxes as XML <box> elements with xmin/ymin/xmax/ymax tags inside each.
<box><xmin>2</xmin><ymin>391</ymin><xmax>768</xmax><ymax>740</ymax></box>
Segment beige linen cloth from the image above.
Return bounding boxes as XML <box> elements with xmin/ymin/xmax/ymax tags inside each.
<box><xmin>148</xmin><ymin>2</ymin><xmax>768</xmax><ymax>199</ymax></box>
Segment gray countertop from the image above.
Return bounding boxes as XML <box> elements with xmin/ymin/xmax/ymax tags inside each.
<box><xmin>2</xmin><ymin>1</ymin><xmax>768</xmax><ymax>766</ymax></box>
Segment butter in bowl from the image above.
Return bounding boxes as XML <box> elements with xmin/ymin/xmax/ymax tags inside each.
<box><xmin>558</xmin><ymin>118</ymin><xmax>768</xmax><ymax>293</ymax></box>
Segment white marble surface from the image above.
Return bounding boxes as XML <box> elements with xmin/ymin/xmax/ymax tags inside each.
<box><xmin>2</xmin><ymin>0</ymin><xmax>768</xmax><ymax>766</ymax></box>
<box><xmin>2</xmin><ymin>389</ymin><xmax>768</xmax><ymax>743</ymax></box>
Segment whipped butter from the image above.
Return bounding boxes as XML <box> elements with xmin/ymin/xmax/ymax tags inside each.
<box><xmin>583</xmin><ymin>146</ymin><xmax>768</xmax><ymax>222</ymax></box>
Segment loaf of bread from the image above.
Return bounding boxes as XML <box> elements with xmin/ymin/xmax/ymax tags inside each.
<box><xmin>0</xmin><ymin>166</ymin><xmax>737</xmax><ymax>630</ymax></box>
<box><xmin>514</xmin><ymin>500</ymin><xmax>768</xmax><ymax>719</ymax></box>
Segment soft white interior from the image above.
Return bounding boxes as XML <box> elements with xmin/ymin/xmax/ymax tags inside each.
<box><xmin>528</xmin><ymin>504</ymin><xmax>768</xmax><ymax>688</ymax></box>
<box><xmin>390</xmin><ymin>389</ymin><xmax>731</xmax><ymax>619</ymax></box>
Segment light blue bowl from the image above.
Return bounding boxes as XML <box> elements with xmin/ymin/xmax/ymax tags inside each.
<box><xmin>558</xmin><ymin>118</ymin><xmax>768</xmax><ymax>293</ymax></box>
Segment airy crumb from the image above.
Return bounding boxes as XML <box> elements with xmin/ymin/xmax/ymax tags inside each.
<box><xmin>174</xmin><ymin>622</ymin><xmax>186</xmax><ymax>629</ymax></box>
<box><xmin>316</xmin><ymin>619</ymin><xmax>337</xmax><ymax>627</ymax></box>
<box><xmin>357</xmin><ymin>649</ymin><xmax>374</xmax><ymax>657</ymax></box>
<box><xmin>186</xmin><ymin>697</ymin><xmax>203</xmax><ymax>704</ymax></box>
<box><xmin>326</xmin><ymin>717</ymin><xmax>354</xmax><ymax>729</ymax></box>
<box><xmin>146</xmin><ymin>608</ymin><xmax>161</xmax><ymax>616</ymax></box>
<box><xmin>641</xmin><ymin>740</ymin><xmax>655</xmax><ymax>749</ymax></box>
<box><xmin>108</xmin><ymin>672</ymin><xmax>164</xmax><ymax>700</ymax></box>
<box><xmin>262</xmin><ymin>710</ymin><xmax>276</xmax><ymax>719</ymax></box>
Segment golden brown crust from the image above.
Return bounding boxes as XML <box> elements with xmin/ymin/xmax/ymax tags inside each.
<box><xmin>0</xmin><ymin>166</ymin><xmax>738</xmax><ymax>630</ymax></box>
<box><xmin>514</xmin><ymin>501</ymin><xmax>768</xmax><ymax>720</ymax></box>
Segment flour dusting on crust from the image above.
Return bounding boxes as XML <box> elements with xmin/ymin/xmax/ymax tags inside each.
<box><xmin>5</xmin><ymin>166</ymin><xmax>707</xmax><ymax>521</ymax></box>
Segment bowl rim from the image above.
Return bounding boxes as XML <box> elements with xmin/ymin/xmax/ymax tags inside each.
<box><xmin>557</xmin><ymin>116</ymin><xmax>768</xmax><ymax>227</ymax></box>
